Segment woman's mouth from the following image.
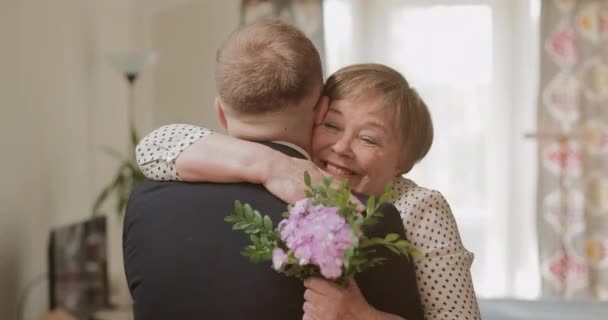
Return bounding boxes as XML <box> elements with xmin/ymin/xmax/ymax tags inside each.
<box><xmin>324</xmin><ymin>162</ymin><xmax>356</xmax><ymax>177</ymax></box>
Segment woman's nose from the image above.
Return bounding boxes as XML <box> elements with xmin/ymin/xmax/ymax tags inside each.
<box><xmin>331</xmin><ymin>135</ymin><xmax>354</xmax><ymax>157</ymax></box>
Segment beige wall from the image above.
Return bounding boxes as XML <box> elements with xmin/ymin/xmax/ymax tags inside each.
<box><xmin>149</xmin><ymin>0</ymin><xmax>240</xmax><ymax>134</ymax></box>
<box><xmin>0</xmin><ymin>0</ymin><xmax>145</xmax><ymax>318</ymax></box>
<box><xmin>0</xmin><ymin>0</ymin><xmax>243</xmax><ymax>318</ymax></box>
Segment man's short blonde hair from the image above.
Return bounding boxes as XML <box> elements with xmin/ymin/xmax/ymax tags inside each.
<box><xmin>215</xmin><ymin>19</ymin><xmax>323</xmax><ymax>114</ymax></box>
<box><xmin>323</xmin><ymin>64</ymin><xmax>434</xmax><ymax>173</ymax></box>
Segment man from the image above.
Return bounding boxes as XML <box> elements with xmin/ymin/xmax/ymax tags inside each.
<box><xmin>123</xmin><ymin>20</ymin><xmax>423</xmax><ymax>319</ymax></box>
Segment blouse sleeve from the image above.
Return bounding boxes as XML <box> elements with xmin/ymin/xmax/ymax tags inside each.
<box><xmin>392</xmin><ymin>178</ymin><xmax>480</xmax><ymax>320</ymax></box>
<box><xmin>135</xmin><ymin>124</ymin><xmax>213</xmax><ymax>181</ymax></box>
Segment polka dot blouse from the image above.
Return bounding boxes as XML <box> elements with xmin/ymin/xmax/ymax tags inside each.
<box><xmin>136</xmin><ymin>124</ymin><xmax>481</xmax><ymax>320</ymax></box>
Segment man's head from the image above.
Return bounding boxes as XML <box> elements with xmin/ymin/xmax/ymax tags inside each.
<box><xmin>214</xmin><ymin>19</ymin><xmax>325</xmax><ymax>152</ymax></box>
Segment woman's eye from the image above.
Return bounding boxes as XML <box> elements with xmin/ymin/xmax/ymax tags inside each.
<box><xmin>360</xmin><ymin>136</ymin><xmax>378</xmax><ymax>145</ymax></box>
<box><xmin>323</xmin><ymin>122</ymin><xmax>341</xmax><ymax>130</ymax></box>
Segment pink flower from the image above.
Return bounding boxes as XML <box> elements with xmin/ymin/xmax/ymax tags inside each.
<box><xmin>278</xmin><ymin>199</ymin><xmax>354</xmax><ymax>279</ymax></box>
<box><xmin>272</xmin><ymin>248</ymin><xmax>288</xmax><ymax>270</ymax></box>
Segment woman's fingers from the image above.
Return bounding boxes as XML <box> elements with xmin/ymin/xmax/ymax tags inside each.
<box><xmin>304</xmin><ymin>277</ymin><xmax>334</xmax><ymax>294</ymax></box>
<box><xmin>304</xmin><ymin>288</ymin><xmax>324</xmax><ymax>304</ymax></box>
<box><xmin>303</xmin><ymin>301</ymin><xmax>313</xmax><ymax>313</ymax></box>
<box><xmin>302</xmin><ymin>313</ymin><xmax>314</xmax><ymax>320</ymax></box>
<box><xmin>305</xmin><ymin>277</ymin><xmax>347</xmax><ymax>294</ymax></box>
<box><xmin>303</xmin><ymin>301</ymin><xmax>320</xmax><ymax>320</ymax></box>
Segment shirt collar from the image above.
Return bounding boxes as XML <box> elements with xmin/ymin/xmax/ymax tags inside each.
<box><xmin>271</xmin><ymin>140</ymin><xmax>312</xmax><ymax>160</ymax></box>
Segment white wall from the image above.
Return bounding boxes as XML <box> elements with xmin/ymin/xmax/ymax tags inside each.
<box><xmin>0</xmin><ymin>0</ymin><xmax>145</xmax><ymax>318</ymax></box>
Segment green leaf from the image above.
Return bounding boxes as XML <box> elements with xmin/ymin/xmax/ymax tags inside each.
<box><xmin>93</xmin><ymin>139</ymin><xmax>145</xmax><ymax>216</ymax></box>
<box><xmin>244</xmin><ymin>204</ymin><xmax>254</xmax><ymax>217</ymax></box>
<box><xmin>343</xmin><ymin>248</ymin><xmax>354</xmax><ymax>269</ymax></box>
<box><xmin>234</xmin><ymin>200</ymin><xmax>244</xmax><ymax>217</ymax></box>
<box><xmin>304</xmin><ymin>171</ymin><xmax>311</xmax><ymax>187</ymax></box>
<box><xmin>351</xmin><ymin>236</ymin><xmax>359</xmax><ymax>247</ymax></box>
<box><xmin>233</xmin><ymin>221</ymin><xmax>249</xmax><ymax>230</ymax></box>
<box><xmin>224</xmin><ymin>215</ymin><xmax>239</xmax><ymax>223</ymax></box>
<box><xmin>244</xmin><ymin>228</ymin><xmax>260</xmax><ymax>235</ymax></box>
<box><xmin>245</xmin><ymin>206</ymin><xmax>254</xmax><ymax>220</ymax></box>
<box><xmin>366</xmin><ymin>196</ymin><xmax>376</xmax><ymax>215</ymax></box>
<box><xmin>253</xmin><ymin>211</ymin><xmax>263</xmax><ymax>225</ymax></box>
<box><xmin>263</xmin><ymin>216</ymin><xmax>273</xmax><ymax>230</ymax></box>
<box><xmin>130</xmin><ymin>125</ymin><xmax>140</xmax><ymax>150</ymax></box>
<box><xmin>378</xmin><ymin>183</ymin><xmax>395</xmax><ymax>204</ymax></box>
<box><xmin>385</xmin><ymin>233</ymin><xmax>400</xmax><ymax>242</ymax></box>
<box><xmin>386</xmin><ymin>246</ymin><xmax>401</xmax><ymax>255</ymax></box>
<box><xmin>362</xmin><ymin>218</ymin><xmax>378</xmax><ymax>225</ymax></box>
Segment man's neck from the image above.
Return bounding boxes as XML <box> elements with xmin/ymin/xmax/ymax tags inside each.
<box><xmin>227</xmin><ymin>121</ymin><xmax>312</xmax><ymax>155</ymax></box>
<box><xmin>271</xmin><ymin>140</ymin><xmax>312</xmax><ymax>160</ymax></box>
<box><xmin>233</xmin><ymin>131</ymin><xmax>311</xmax><ymax>156</ymax></box>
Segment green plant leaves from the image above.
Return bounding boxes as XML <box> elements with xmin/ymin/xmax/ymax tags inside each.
<box><xmin>93</xmin><ymin>138</ymin><xmax>145</xmax><ymax>216</ymax></box>
<box><xmin>225</xmin><ymin>200</ymin><xmax>281</xmax><ymax>263</ymax></box>
<box><xmin>224</xmin><ymin>172</ymin><xmax>419</xmax><ymax>284</ymax></box>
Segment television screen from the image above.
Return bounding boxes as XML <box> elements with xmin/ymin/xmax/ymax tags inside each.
<box><xmin>48</xmin><ymin>216</ymin><xmax>109</xmax><ymax>318</ymax></box>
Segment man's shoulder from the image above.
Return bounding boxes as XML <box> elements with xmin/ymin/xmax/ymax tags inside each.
<box><xmin>127</xmin><ymin>179</ymin><xmax>287</xmax><ymax>221</ymax></box>
<box><xmin>132</xmin><ymin>179</ymin><xmax>268</xmax><ymax>196</ymax></box>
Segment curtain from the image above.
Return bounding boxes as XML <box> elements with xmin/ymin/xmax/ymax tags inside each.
<box><xmin>538</xmin><ymin>0</ymin><xmax>608</xmax><ymax>300</ymax></box>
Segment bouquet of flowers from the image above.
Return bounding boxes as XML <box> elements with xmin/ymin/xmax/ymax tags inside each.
<box><xmin>224</xmin><ymin>173</ymin><xmax>418</xmax><ymax>285</ymax></box>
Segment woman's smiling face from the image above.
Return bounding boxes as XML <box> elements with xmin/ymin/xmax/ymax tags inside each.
<box><xmin>311</xmin><ymin>95</ymin><xmax>404</xmax><ymax>196</ymax></box>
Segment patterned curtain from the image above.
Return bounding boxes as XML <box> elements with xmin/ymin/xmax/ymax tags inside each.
<box><xmin>538</xmin><ymin>0</ymin><xmax>608</xmax><ymax>300</ymax></box>
<box><xmin>241</xmin><ymin>0</ymin><xmax>325</xmax><ymax>61</ymax></box>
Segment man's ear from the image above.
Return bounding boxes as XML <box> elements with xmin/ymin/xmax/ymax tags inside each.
<box><xmin>214</xmin><ymin>97</ymin><xmax>228</xmax><ymax>130</ymax></box>
<box><xmin>314</xmin><ymin>96</ymin><xmax>330</xmax><ymax>125</ymax></box>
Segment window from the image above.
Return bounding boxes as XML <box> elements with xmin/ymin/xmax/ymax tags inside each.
<box><xmin>324</xmin><ymin>0</ymin><xmax>541</xmax><ymax>298</ymax></box>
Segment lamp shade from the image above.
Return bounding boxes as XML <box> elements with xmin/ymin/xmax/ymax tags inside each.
<box><xmin>107</xmin><ymin>52</ymin><xmax>159</xmax><ymax>75</ymax></box>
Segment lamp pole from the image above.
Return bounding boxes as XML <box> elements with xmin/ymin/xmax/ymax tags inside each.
<box><xmin>125</xmin><ymin>72</ymin><xmax>138</xmax><ymax>151</ymax></box>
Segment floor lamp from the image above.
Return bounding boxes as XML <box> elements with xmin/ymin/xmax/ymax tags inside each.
<box><xmin>107</xmin><ymin>52</ymin><xmax>159</xmax><ymax>149</ymax></box>
<box><xmin>92</xmin><ymin>52</ymin><xmax>159</xmax><ymax>216</ymax></box>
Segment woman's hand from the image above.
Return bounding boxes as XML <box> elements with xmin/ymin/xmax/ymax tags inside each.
<box><xmin>302</xmin><ymin>278</ymin><xmax>378</xmax><ymax>320</ymax></box>
<box><xmin>262</xmin><ymin>154</ymin><xmax>365</xmax><ymax>210</ymax></box>
<box><xmin>262</xmin><ymin>156</ymin><xmax>330</xmax><ymax>203</ymax></box>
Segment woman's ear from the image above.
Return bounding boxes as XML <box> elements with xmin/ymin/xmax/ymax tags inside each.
<box><xmin>215</xmin><ymin>97</ymin><xmax>228</xmax><ymax>130</ymax></box>
<box><xmin>396</xmin><ymin>161</ymin><xmax>412</xmax><ymax>177</ymax></box>
<box><xmin>314</xmin><ymin>96</ymin><xmax>330</xmax><ymax>125</ymax></box>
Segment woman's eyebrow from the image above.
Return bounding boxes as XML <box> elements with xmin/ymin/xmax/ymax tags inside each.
<box><xmin>327</xmin><ymin>107</ymin><xmax>342</xmax><ymax>115</ymax></box>
<box><xmin>363</xmin><ymin>121</ymin><xmax>388</xmax><ymax>133</ymax></box>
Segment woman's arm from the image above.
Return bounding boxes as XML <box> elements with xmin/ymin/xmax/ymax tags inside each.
<box><xmin>136</xmin><ymin>123</ymin><xmax>331</xmax><ymax>204</ymax></box>
<box><xmin>178</xmin><ymin>133</ymin><xmax>332</xmax><ymax>203</ymax></box>
<box><xmin>136</xmin><ymin>124</ymin><xmax>213</xmax><ymax>181</ymax></box>
<box><xmin>176</xmin><ymin>132</ymin><xmax>280</xmax><ymax>184</ymax></box>
<box><xmin>393</xmin><ymin>178</ymin><xmax>481</xmax><ymax>320</ymax></box>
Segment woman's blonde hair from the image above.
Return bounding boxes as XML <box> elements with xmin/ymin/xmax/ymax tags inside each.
<box><xmin>323</xmin><ymin>63</ymin><xmax>434</xmax><ymax>173</ymax></box>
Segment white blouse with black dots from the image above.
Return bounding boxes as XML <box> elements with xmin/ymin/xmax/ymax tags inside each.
<box><xmin>136</xmin><ymin>124</ymin><xmax>481</xmax><ymax>320</ymax></box>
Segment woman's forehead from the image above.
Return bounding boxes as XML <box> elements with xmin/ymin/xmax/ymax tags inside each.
<box><xmin>329</xmin><ymin>97</ymin><xmax>396</xmax><ymax>121</ymax></box>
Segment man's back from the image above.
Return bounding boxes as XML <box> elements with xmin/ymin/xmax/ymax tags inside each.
<box><xmin>124</xmin><ymin>179</ymin><xmax>305</xmax><ymax>319</ymax></box>
<box><xmin>123</xmin><ymin>144</ymin><xmax>423</xmax><ymax>319</ymax></box>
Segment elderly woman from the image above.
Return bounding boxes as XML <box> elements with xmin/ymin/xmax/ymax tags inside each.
<box><xmin>137</xmin><ymin>64</ymin><xmax>480</xmax><ymax>320</ymax></box>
